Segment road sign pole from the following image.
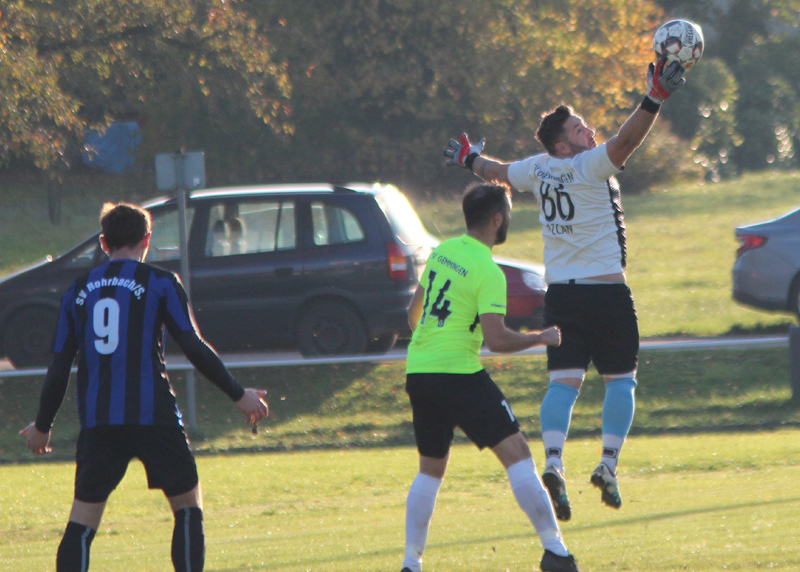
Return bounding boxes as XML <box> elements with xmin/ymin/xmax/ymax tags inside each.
<box><xmin>790</xmin><ymin>326</ymin><xmax>800</xmax><ymax>402</ymax></box>
<box><xmin>155</xmin><ymin>150</ymin><xmax>205</xmax><ymax>430</ymax></box>
<box><xmin>174</xmin><ymin>153</ymin><xmax>197</xmax><ymax>430</ymax></box>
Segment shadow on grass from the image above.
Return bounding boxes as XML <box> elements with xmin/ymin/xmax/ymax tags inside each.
<box><xmin>2</xmin><ymin>346</ymin><xmax>796</xmax><ymax>463</ymax></box>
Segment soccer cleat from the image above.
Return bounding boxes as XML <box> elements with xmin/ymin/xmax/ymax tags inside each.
<box><xmin>540</xmin><ymin>549</ymin><xmax>582</xmax><ymax>572</ymax></box>
<box><xmin>400</xmin><ymin>568</ymin><xmax>414</xmax><ymax>572</ymax></box>
<box><xmin>590</xmin><ymin>462</ymin><xmax>622</xmax><ymax>509</ymax></box>
<box><xmin>542</xmin><ymin>465</ymin><xmax>571</xmax><ymax>521</ymax></box>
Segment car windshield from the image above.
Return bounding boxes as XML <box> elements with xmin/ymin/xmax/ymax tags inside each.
<box><xmin>375</xmin><ymin>187</ymin><xmax>430</xmax><ymax>246</ymax></box>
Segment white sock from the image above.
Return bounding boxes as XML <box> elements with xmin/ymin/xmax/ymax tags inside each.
<box><xmin>403</xmin><ymin>473</ymin><xmax>442</xmax><ymax>572</ymax></box>
<box><xmin>506</xmin><ymin>458</ymin><xmax>569</xmax><ymax>557</ymax></box>
<box><xmin>601</xmin><ymin>434</ymin><xmax>625</xmax><ymax>473</ymax></box>
<box><xmin>541</xmin><ymin>430</ymin><xmax>567</xmax><ymax>472</ymax></box>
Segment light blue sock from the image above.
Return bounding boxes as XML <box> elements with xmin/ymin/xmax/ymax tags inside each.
<box><xmin>601</xmin><ymin>378</ymin><xmax>637</xmax><ymax>472</ymax></box>
<box><xmin>601</xmin><ymin>378</ymin><xmax>637</xmax><ymax>438</ymax></box>
<box><xmin>540</xmin><ymin>382</ymin><xmax>580</xmax><ymax>468</ymax></box>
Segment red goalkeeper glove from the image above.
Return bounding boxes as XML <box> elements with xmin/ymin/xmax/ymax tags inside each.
<box><xmin>444</xmin><ymin>133</ymin><xmax>485</xmax><ymax>169</ymax></box>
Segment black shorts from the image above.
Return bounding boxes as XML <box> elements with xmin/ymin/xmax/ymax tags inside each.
<box><xmin>406</xmin><ymin>370</ymin><xmax>520</xmax><ymax>459</ymax></box>
<box><xmin>544</xmin><ymin>283</ymin><xmax>639</xmax><ymax>375</ymax></box>
<box><xmin>74</xmin><ymin>425</ymin><xmax>199</xmax><ymax>503</ymax></box>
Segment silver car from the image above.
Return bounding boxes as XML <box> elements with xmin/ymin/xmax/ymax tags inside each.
<box><xmin>733</xmin><ymin>207</ymin><xmax>800</xmax><ymax>321</ymax></box>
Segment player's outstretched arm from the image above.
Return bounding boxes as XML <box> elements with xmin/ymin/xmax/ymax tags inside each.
<box><xmin>443</xmin><ymin>132</ymin><xmax>511</xmax><ymax>185</ymax></box>
<box><xmin>480</xmin><ymin>313</ymin><xmax>561</xmax><ymax>353</ymax></box>
<box><xmin>235</xmin><ymin>388</ymin><xmax>269</xmax><ymax>426</ymax></box>
<box><xmin>606</xmin><ymin>59</ymin><xmax>686</xmax><ymax>169</ymax></box>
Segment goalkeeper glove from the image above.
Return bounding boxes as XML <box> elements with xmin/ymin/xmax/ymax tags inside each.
<box><xmin>646</xmin><ymin>59</ymin><xmax>686</xmax><ymax>105</ymax></box>
<box><xmin>444</xmin><ymin>133</ymin><xmax>485</xmax><ymax>169</ymax></box>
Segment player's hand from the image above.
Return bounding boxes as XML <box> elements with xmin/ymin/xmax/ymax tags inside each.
<box><xmin>20</xmin><ymin>422</ymin><xmax>52</xmax><ymax>454</ymax></box>
<box><xmin>646</xmin><ymin>59</ymin><xmax>686</xmax><ymax>105</ymax></box>
<box><xmin>444</xmin><ymin>133</ymin><xmax>485</xmax><ymax>169</ymax></box>
<box><xmin>236</xmin><ymin>388</ymin><xmax>268</xmax><ymax>427</ymax></box>
<box><xmin>538</xmin><ymin>326</ymin><xmax>562</xmax><ymax>347</ymax></box>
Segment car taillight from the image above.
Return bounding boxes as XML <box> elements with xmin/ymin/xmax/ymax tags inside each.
<box><xmin>387</xmin><ymin>243</ymin><xmax>408</xmax><ymax>280</ymax></box>
<box><xmin>736</xmin><ymin>234</ymin><xmax>767</xmax><ymax>258</ymax></box>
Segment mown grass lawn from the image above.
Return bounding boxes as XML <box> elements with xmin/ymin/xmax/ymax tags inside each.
<box><xmin>3</xmin><ymin>430</ymin><xmax>800</xmax><ymax>571</ymax></box>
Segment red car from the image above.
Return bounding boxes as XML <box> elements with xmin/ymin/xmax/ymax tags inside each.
<box><xmin>495</xmin><ymin>257</ymin><xmax>547</xmax><ymax>331</ymax></box>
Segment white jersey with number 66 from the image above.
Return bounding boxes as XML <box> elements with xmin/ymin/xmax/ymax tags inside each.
<box><xmin>508</xmin><ymin>142</ymin><xmax>626</xmax><ymax>284</ymax></box>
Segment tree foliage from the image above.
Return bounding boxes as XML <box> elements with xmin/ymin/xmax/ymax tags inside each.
<box><xmin>655</xmin><ymin>0</ymin><xmax>800</xmax><ymax>172</ymax></box>
<box><xmin>0</xmin><ymin>0</ymin><xmax>291</xmax><ymax>171</ymax></box>
<box><xmin>241</xmin><ymin>0</ymin><xmax>666</xmax><ymax>192</ymax></box>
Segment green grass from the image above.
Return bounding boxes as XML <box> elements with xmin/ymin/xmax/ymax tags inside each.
<box><xmin>4</xmin><ymin>431</ymin><xmax>800</xmax><ymax>571</ymax></box>
<box><xmin>3</xmin><ymin>346</ymin><xmax>796</xmax><ymax>463</ymax></box>
<box><xmin>0</xmin><ymin>171</ymin><xmax>157</xmax><ymax>273</ymax></box>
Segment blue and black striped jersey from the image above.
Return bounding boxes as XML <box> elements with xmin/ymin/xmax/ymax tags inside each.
<box><xmin>35</xmin><ymin>259</ymin><xmax>244</xmax><ymax>431</ymax></box>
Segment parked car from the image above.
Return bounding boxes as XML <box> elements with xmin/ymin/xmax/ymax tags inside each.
<box><xmin>0</xmin><ymin>182</ymin><xmax>546</xmax><ymax>368</ymax></box>
<box><xmin>733</xmin><ymin>206</ymin><xmax>800</xmax><ymax>321</ymax></box>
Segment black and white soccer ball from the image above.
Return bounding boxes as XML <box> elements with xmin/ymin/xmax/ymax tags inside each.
<box><xmin>653</xmin><ymin>19</ymin><xmax>704</xmax><ymax>70</ymax></box>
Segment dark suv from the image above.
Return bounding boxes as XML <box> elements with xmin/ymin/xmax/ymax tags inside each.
<box><xmin>0</xmin><ymin>183</ymin><xmax>435</xmax><ymax>367</ymax></box>
<box><xmin>0</xmin><ymin>183</ymin><xmax>547</xmax><ymax>368</ymax></box>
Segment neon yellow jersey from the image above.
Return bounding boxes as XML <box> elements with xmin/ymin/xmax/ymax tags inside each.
<box><xmin>406</xmin><ymin>235</ymin><xmax>507</xmax><ymax>374</ymax></box>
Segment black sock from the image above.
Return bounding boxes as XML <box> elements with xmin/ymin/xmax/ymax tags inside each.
<box><xmin>56</xmin><ymin>521</ymin><xmax>96</xmax><ymax>572</ymax></box>
<box><xmin>172</xmin><ymin>507</ymin><xmax>205</xmax><ymax>572</ymax></box>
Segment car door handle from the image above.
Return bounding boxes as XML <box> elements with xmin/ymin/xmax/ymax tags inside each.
<box><xmin>275</xmin><ymin>267</ymin><xmax>294</xmax><ymax>277</ymax></box>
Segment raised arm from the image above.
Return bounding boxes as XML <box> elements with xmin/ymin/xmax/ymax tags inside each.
<box><xmin>606</xmin><ymin>59</ymin><xmax>686</xmax><ymax>169</ymax></box>
<box><xmin>444</xmin><ymin>133</ymin><xmax>511</xmax><ymax>185</ymax></box>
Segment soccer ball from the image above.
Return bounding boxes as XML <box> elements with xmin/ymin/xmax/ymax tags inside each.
<box><xmin>653</xmin><ymin>19</ymin><xmax>704</xmax><ymax>70</ymax></box>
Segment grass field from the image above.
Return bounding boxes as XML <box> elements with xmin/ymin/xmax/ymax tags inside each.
<box><xmin>3</xmin><ymin>430</ymin><xmax>800</xmax><ymax>571</ymax></box>
<box><xmin>2</xmin><ymin>347</ymin><xmax>796</xmax><ymax>463</ymax></box>
<box><xmin>3</xmin><ymin>347</ymin><xmax>799</xmax><ymax>570</ymax></box>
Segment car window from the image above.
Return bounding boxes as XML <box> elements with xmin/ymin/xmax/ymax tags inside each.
<box><xmin>311</xmin><ymin>202</ymin><xmax>365</xmax><ymax>246</ymax></box>
<box><xmin>374</xmin><ymin>187</ymin><xmax>430</xmax><ymax>245</ymax></box>
<box><xmin>64</xmin><ymin>240</ymin><xmax>101</xmax><ymax>269</ymax></box>
<box><xmin>206</xmin><ymin>200</ymin><xmax>296</xmax><ymax>257</ymax></box>
<box><xmin>145</xmin><ymin>207</ymin><xmax>195</xmax><ymax>263</ymax></box>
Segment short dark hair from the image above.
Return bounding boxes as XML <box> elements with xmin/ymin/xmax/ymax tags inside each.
<box><xmin>462</xmin><ymin>183</ymin><xmax>511</xmax><ymax>230</ymax></box>
<box><xmin>536</xmin><ymin>104</ymin><xmax>574</xmax><ymax>155</ymax></box>
<box><xmin>99</xmin><ymin>202</ymin><xmax>151</xmax><ymax>251</ymax></box>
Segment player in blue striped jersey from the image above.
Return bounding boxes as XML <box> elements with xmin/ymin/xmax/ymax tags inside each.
<box><xmin>21</xmin><ymin>202</ymin><xmax>268</xmax><ymax>572</ymax></box>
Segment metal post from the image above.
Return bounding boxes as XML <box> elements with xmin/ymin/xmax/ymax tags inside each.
<box><xmin>175</xmin><ymin>153</ymin><xmax>197</xmax><ymax>430</ymax></box>
<box><xmin>790</xmin><ymin>326</ymin><xmax>800</xmax><ymax>402</ymax></box>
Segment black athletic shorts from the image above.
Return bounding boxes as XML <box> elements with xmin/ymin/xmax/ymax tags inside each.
<box><xmin>74</xmin><ymin>425</ymin><xmax>199</xmax><ymax>503</ymax></box>
<box><xmin>544</xmin><ymin>282</ymin><xmax>639</xmax><ymax>375</ymax></box>
<box><xmin>406</xmin><ymin>370</ymin><xmax>520</xmax><ymax>459</ymax></box>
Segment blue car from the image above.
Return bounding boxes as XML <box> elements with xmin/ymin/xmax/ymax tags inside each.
<box><xmin>733</xmin><ymin>206</ymin><xmax>800</xmax><ymax>321</ymax></box>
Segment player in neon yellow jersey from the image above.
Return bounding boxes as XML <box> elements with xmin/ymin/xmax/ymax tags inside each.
<box><xmin>400</xmin><ymin>183</ymin><xmax>581</xmax><ymax>572</ymax></box>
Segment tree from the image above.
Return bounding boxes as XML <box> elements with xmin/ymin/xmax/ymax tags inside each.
<box><xmin>243</xmin><ymin>0</ymin><xmax>669</xmax><ymax>193</ymax></box>
<box><xmin>734</xmin><ymin>35</ymin><xmax>800</xmax><ymax>170</ymax></box>
<box><xmin>660</xmin><ymin>58</ymin><xmax>741</xmax><ymax>181</ymax></box>
<box><xmin>653</xmin><ymin>0</ymin><xmax>800</xmax><ymax>172</ymax></box>
<box><xmin>0</xmin><ymin>0</ymin><xmax>291</xmax><ymax>172</ymax></box>
<box><xmin>653</xmin><ymin>0</ymin><xmax>800</xmax><ymax>64</ymax></box>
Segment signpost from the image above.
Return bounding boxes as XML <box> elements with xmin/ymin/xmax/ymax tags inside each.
<box><xmin>155</xmin><ymin>151</ymin><xmax>205</xmax><ymax>429</ymax></box>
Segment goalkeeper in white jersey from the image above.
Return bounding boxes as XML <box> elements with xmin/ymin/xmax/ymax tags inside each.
<box><xmin>443</xmin><ymin>57</ymin><xmax>687</xmax><ymax>520</ymax></box>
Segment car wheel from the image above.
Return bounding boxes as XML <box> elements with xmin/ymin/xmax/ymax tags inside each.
<box><xmin>296</xmin><ymin>302</ymin><xmax>368</xmax><ymax>357</ymax></box>
<box><xmin>3</xmin><ymin>307</ymin><xmax>58</xmax><ymax>369</ymax></box>
<box><xmin>366</xmin><ymin>333</ymin><xmax>398</xmax><ymax>354</ymax></box>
